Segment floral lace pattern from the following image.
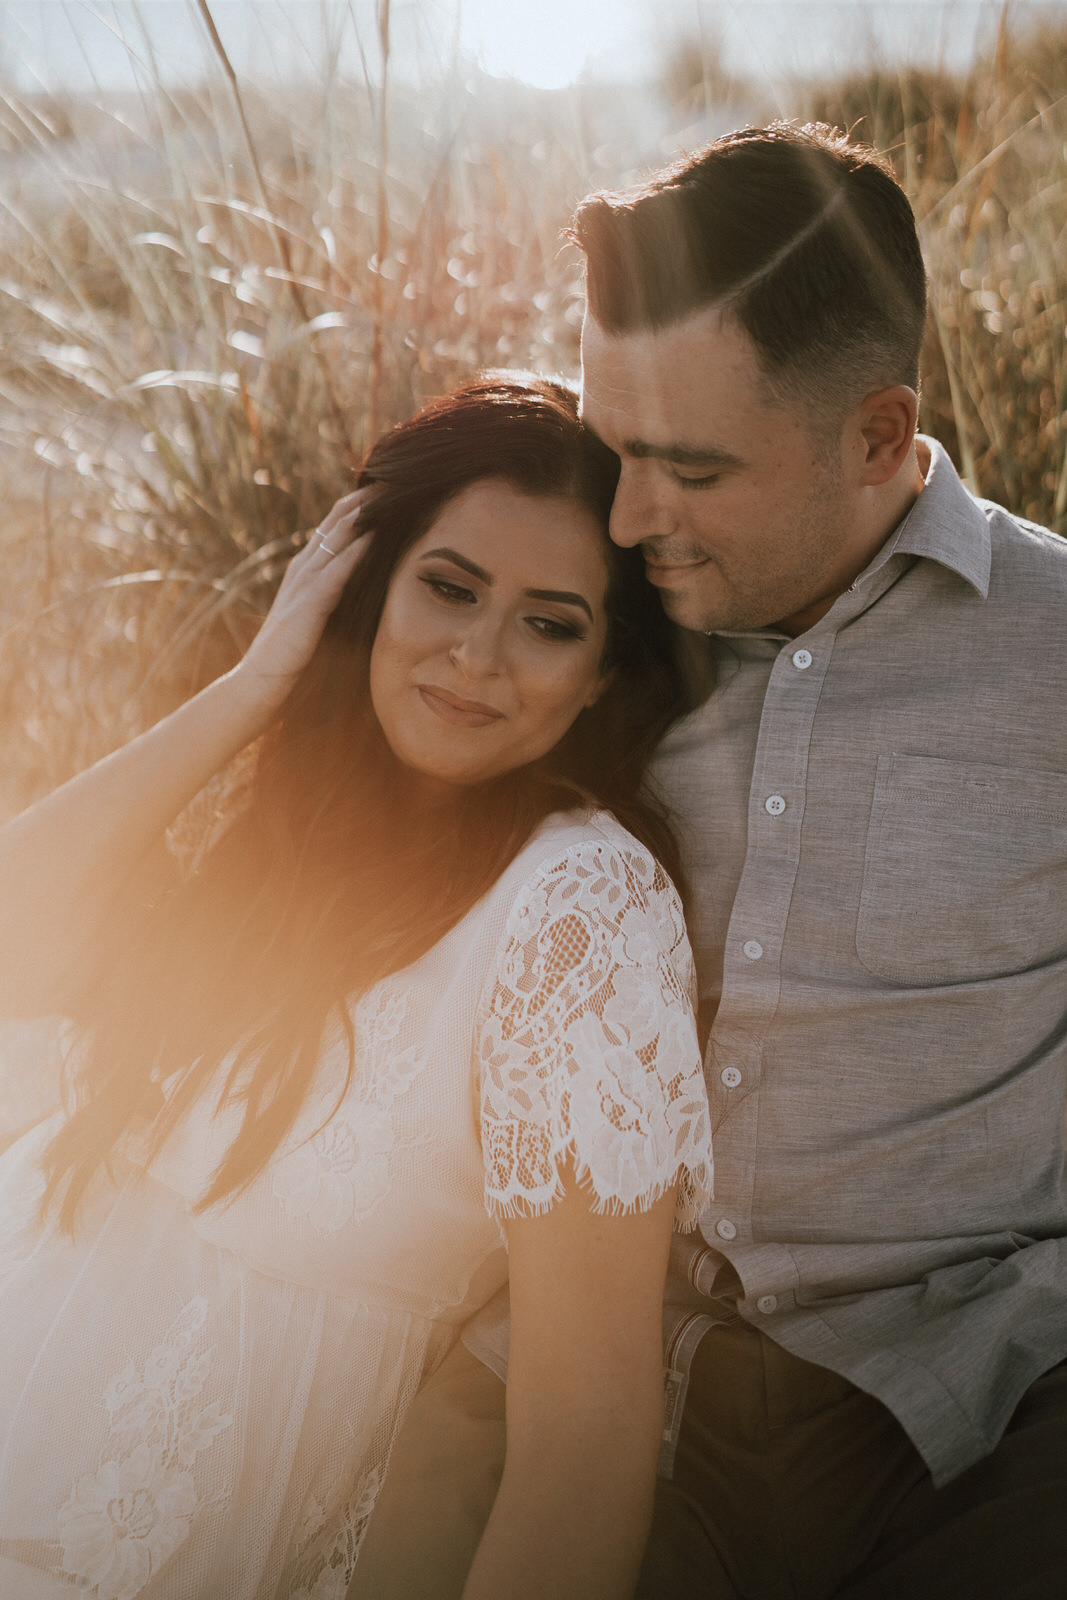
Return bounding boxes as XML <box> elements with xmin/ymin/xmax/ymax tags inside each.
<box><xmin>0</xmin><ymin>1134</ymin><xmax>47</xmax><ymax>1286</ymax></box>
<box><xmin>57</xmin><ymin>1297</ymin><xmax>233</xmax><ymax>1600</ymax></box>
<box><xmin>289</xmin><ymin>1464</ymin><xmax>384</xmax><ymax>1600</ymax></box>
<box><xmin>164</xmin><ymin>745</ymin><xmax>257</xmax><ymax>877</ymax></box>
<box><xmin>271</xmin><ymin>983</ymin><xmax>426</xmax><ymax>1235</ymax></box>
<box><xmin>273</xmin><ymin>1103</ymin><xmax>397</xmax><ymax>1233</ymax></box>
<box><xmin>351</xmin><ymin>983</ymin><xmax>426</xmax><ymax>1107</ymax></box>
<box><xmin>477</xmin><ymin>835</ymin><xmax>712</xmax><ymax>1227</ymax></box>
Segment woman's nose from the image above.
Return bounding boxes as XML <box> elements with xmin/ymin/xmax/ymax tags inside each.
<box><xmin>448</xmin><ymin>616</ymin><xmax>505</xmax><ymax>677</ymax></box>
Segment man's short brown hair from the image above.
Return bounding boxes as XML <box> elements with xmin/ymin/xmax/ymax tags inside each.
<box><xmin>573</xmin><ymin>123</ymin><xmax>927</xmax><ymax>426</ymax></box>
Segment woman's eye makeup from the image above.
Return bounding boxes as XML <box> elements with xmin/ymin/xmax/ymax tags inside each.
<box><xmin>418</xmin><ymin>569</ymin><xmax>587</xmax><ymax>642</ymax></box>
<box><xmin>419</xmin><ymin>573</ymin><xmax>476</xmax><ymax>604</ymax></box>
<box><xmin>526</xmin><ymin>614</ymin><xmax>585</xmax><ymax>642</ymax></box>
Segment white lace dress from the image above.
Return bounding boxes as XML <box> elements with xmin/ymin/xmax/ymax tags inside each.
<box><xmin>0</xmin><ymin>809</ymin><xmax>712</xmax><ymax>1600</ymax></box>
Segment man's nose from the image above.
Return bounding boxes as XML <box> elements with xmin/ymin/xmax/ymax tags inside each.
<box><xmin>609</xmin><ymin>466</ymin><xmax>675</xmax><ymax>548</ymax></box>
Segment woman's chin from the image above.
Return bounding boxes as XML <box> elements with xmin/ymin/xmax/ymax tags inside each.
<box><xmin>390</xmin><ymin>756</ymin><xmax>480</xmax><ymax>805</ymax></box>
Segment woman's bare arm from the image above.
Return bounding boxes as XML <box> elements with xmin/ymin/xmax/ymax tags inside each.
<box><xmin>461</xmin><ymin>1175</ymin><xmax>675</xmax><ymax>1600</ymax></box>
<box><xmin>0</xmin><ymin>494</ymin><xmax>367</xmax><ymax>1017</ymax></box>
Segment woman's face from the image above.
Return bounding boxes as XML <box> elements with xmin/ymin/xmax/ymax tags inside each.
<box><xmin>369</xmin><ymin>478</ymin><xmax>612</xmax><ymax>795</ymax></box>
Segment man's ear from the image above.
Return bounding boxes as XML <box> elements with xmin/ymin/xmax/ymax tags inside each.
<box><xmin>854</xmin><ymin>385</ymin><xmax>919</xmax><ymax>486</ymax></box>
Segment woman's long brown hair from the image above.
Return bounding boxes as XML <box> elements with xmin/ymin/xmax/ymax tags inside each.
<box><xmin>44</xmin><ymin>375</ymin><xmax>698</xmax><ymax>1230</ymax></box>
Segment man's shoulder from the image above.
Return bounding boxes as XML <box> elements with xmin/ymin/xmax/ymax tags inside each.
<box><xmin>916</xmin><ymin>440</ymin><xmax>1067</xmax><ymax>603</ymax></box>
<box><xmin>977</xmin><ymin>494</ymin><xmax>1067</xmax><ymax>591</ymax></box>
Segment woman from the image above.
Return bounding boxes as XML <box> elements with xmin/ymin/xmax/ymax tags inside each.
<box><xmin>0</xmin><ymin>376</ymin><xmax>712</xmax><ymax>1600</ymax></box>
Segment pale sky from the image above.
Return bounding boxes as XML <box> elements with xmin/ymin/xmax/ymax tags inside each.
<box><xmin>455</xmin><ymin>0</ymin><xmax>647</xmax><ymax>88</ymax></box>
<box><xmin>0</xmin><ymin>0</ymin><xmax>1047</xmax><ymax>93</ymax></box>
<box><xmin>455</xmin><ymin>0</ymin><xmax>1001</xmax><ymax>88</ymax></box>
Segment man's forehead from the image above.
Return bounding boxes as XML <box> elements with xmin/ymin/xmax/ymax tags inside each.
<box><xmin>579</xmin><ymin>306</ymin><xmax>754</xmax><ymax>438</ymax></box>
<box><xmin>582</xmin><ymin>311</ymin><xmax>687</xmax><ymax>382</ymax></box>
<box><xmin>580</xmin><ymin>319</ymin><xmax>680</xmax><ymax>429</ymax></box>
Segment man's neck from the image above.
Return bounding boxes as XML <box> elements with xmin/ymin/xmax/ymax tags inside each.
<box><xmin>773</xmin><ymin>444</ymin><xmax>928</xmax><ymax>637</ymax></box>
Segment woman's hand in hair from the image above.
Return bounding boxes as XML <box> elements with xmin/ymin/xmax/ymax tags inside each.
<box><xmin>235</xmin><ymin>489</ymin><xmax>371</xmax><ymax>714</ymax></box>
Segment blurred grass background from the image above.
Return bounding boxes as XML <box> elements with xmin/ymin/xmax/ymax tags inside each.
<box><xmin>2</xmin><ymin>4</ymin><xmax>1066</xmax><ymax>813</ymax></box>
<box><xmin>1</xmin><ymin>0</ymin><xmax>1066</xmax><ymax>1132</ymax></box>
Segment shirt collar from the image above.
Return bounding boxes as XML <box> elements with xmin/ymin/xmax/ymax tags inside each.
<box><xmin>870</xmin><ymin>434</ymin><xmax>991</xmax><ymax>599</ymax></box>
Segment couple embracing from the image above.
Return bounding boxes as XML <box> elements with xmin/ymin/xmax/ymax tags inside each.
<box><xmin>1</xmin><ymin>123</ymin><xmax>1065</xmax><ymax>1600</ymax></box>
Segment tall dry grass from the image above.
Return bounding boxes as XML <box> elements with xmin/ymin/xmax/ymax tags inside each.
<box><xmin>805</xmin><ymin>17</ymin><xmax>1067</xmax><ymax>528</ymax></box>
<box><xmin>0</xmin><ymin>5</ymin><xmax>1065</xmax><ymax>812</ymax></box>
<box><xmin>0</xmin><ymin>20</ymin><xmax>633</xmax><ymax>806</ymax></box>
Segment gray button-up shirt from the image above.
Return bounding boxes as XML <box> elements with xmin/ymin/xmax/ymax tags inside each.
<box><xmin>466</xmin><ymin>438</ymin><xmax>1067</xmax><ymax>1489</ymax></box>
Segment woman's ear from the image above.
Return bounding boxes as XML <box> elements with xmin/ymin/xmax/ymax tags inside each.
<box><xmin>584</xmin><ymin>665</ymin><xmax>615</xmax><ymax>710</ymax></box>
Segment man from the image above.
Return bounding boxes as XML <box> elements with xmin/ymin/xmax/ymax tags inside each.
<box><xmin>351</xmin><ymin>123</ymin><xmax>1067</xmax><ymax>1598</ymax></box>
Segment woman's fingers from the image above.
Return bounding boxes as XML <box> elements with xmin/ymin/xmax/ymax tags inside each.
<box><xmin>312</xmin><ymin>487</ymin><xmax>374</xmax><ymax>560</ymax></box>
<box><xmin>275</xmin><ymin>490</ymin><xmax>372</xmax><ymax>604</ymax></box>
<box><xmin>235</xmin><ymin>485</ymin><xmax>381</xmax><ymax>709</ymax></box>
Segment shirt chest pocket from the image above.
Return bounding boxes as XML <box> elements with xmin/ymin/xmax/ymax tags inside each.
<box><xmin>856</xmin><ymin>754</ymin><xmax>1067</xmax><ymax>985</ymax></box>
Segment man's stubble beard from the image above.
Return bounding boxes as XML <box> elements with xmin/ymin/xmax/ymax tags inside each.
<box><xmin>658</xmin><ymin>458</ymin><xmax>851</xmax><ymax>636</ymax></box>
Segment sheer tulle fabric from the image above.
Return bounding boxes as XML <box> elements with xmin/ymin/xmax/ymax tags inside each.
<box><xmin>0</xmin><ymin>811</ymin><xmax>711</xmax><ymax>1598</ymax></box>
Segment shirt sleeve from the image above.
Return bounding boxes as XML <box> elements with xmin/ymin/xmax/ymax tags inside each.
<box><xmin>475</xmin><ymin>832</ymin><xmax>713</xmax><ymax>1231</ymax></box>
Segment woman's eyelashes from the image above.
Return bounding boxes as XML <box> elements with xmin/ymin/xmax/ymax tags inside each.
<box><xmin>526</xmin><ymin>615</ymin><xmax>586</xmax><ymax>643</ymax></box>
<box><xmin>418</xmin><ymin>572</ymin><xmax>586</xmax><ymax>642</ymax></box>
<box><xmin>420</xmin><ymin>573</ymin><xmax>477</xmax><ymax>606</ymax></box>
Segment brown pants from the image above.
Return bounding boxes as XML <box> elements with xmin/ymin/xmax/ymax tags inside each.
<box><xmin>349</xmin><ymin>1321</ymin><xmax>1067</xmax><ymax>1599</ymax></box>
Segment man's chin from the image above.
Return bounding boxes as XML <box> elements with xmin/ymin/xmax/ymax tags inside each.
<box><xmin>653</xmin><ymin>584</ymin><xmax>726</xmax><ymax>634</ymax></box>
<box><xmin>644</xmin><ymin>561</ymin><xmax>735</xmax><ymax>632</ymax></box>
<box><xmin>660</xmin><ymin>591</ymin><xmax>779</xmax><ymax>636</ymax></box>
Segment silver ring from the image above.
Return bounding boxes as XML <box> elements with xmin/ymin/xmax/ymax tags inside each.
<box><xmin>318</xmin><ymin>537</ymin><xmax>339</xmax><ymax>557</ymax></box>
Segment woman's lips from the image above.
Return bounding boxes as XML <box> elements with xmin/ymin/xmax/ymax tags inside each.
<box><xmin>417</xmin><ymin>686</ymin><xmax>504</xmax><ymax>727</ymax></box>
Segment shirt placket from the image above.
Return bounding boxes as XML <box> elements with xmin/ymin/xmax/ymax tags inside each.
<box><xmin>702</xmin><ymin>633</ymin><xmax>834</xmax><ymax>1254</ymax></box>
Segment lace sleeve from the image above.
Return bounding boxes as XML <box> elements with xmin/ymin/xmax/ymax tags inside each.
<box><xmin>475</xmin><ymin>832</ymin><xmax>713</xmax><ymax>1232</ymax></box>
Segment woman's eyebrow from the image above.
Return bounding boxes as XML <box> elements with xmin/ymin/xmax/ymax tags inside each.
<box><xmin>419</xmin><ymin>548</ymin><xmax>594</xmax><ymax>622</ymax></box>
<box><xmin>419</xmin><ymin>547</ymin><xmax>491</xmax><ymax>582</ymax></box>
<box><xmin>525</xmin><ymin>588</ymin><xmax>594</xmax><ymax>622</ymax></box>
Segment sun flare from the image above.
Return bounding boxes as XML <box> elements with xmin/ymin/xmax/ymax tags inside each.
<box><xmin>457</xmin><ymin>0</ymin><xmax>610</xmax><ymax>89</ymax></box>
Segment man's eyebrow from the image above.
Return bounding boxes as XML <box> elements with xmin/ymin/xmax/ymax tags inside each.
<box><xmin>624</xmin><ymin>440</ymin><xmax>744</xmax><ymax>469</ymax></box>
<box><xmin>417</xmin><ymin>550</ymin><xmax>594</xmax><ymax>622</ymax></box>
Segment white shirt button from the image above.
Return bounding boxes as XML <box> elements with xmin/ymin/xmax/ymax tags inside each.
<box><xmin>715</xmin><ymin>1218</ymin><xmax>737</xmax><ymax>1241</ymax></box>
<box><xmin>756</xmin><ymin>1294</ymin><xmax>778</xmax><ymax>1315</ymax></box>
<box><xmin>764</xmin><ymin>794</ymin><xmax>786</xmax><ymax>815</ymax></box>
<box><xmin>742</xmin><ymin>940</ymin><xmax>764</xmax><ymax>960</ymax></box>
<box><xmin>792</xmin><ymin>649</ymin><xmax>813</xmax><ymax>670</ymax></box>
<box><xmin>720</xmin><ymin>1065</ymin><xmax>742</xmax><ymax>1088</ymax></box>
